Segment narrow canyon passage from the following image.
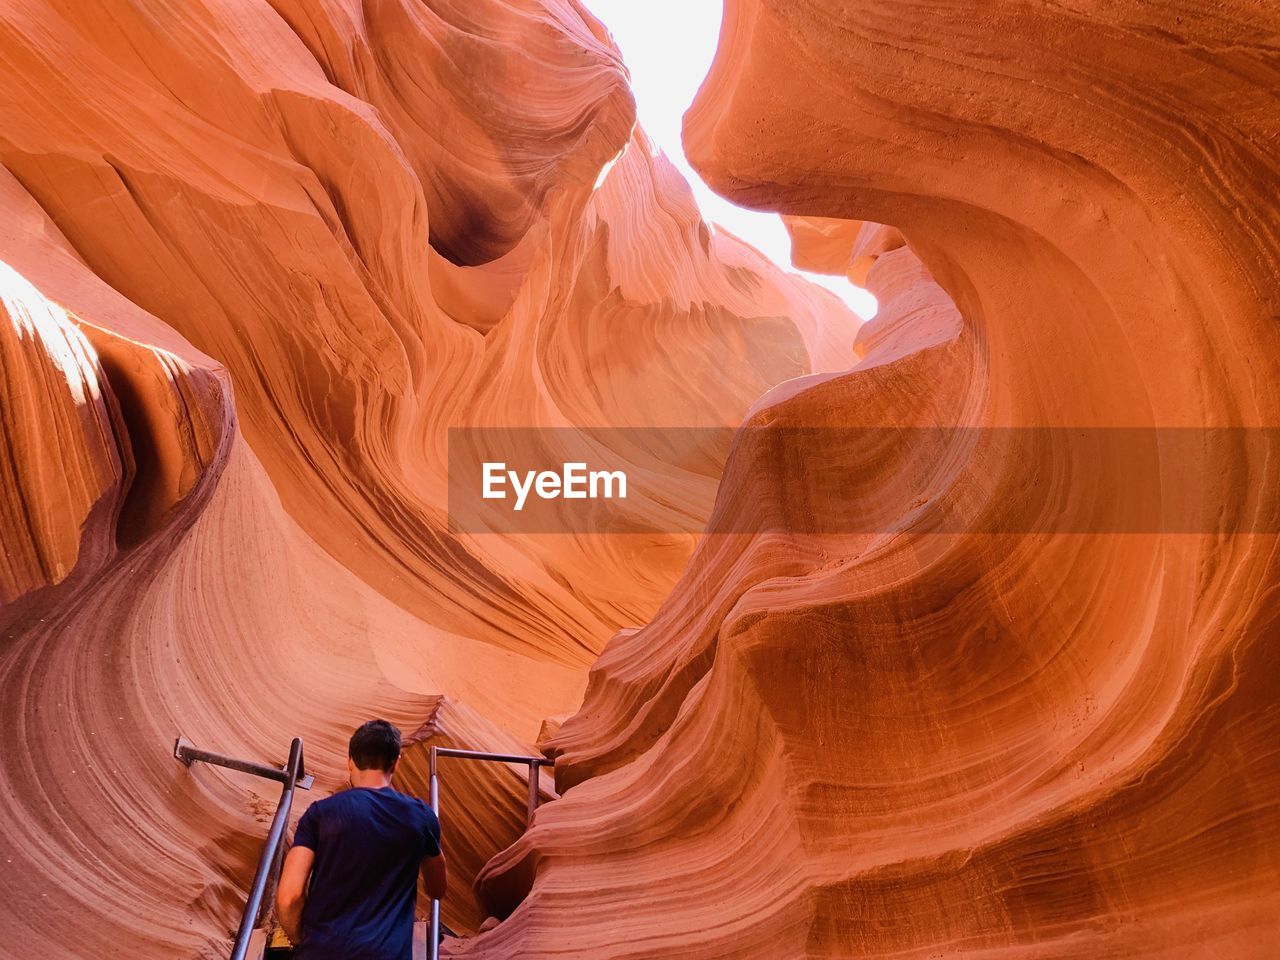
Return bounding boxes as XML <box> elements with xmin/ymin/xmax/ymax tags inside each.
<box><xmin>1</xmin><ymin>2</ymin><xmax>1278</xmax><ymax>960</ymax></box>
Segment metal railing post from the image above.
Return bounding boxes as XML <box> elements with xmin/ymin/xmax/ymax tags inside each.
<box><xmin>229</xmin><ymin>738</ymin><xmax>303</xmax><ymax>960</ymax></box>
<box><xmin>424</xmin><ymin>747</ymin><xmax>552</xmax><ymax>957</ymax></box>
<box><xmin>173</xmin><ymin>736</ymin><xmax>312</xmax><ymax>960</ymax></box>
<box><xmin>173</xmin><ymin>737</ymin><xmax>315</xmax><ymax>790</ymax></box>
<box><xmin>526</xmin><ymin>760</ymin><xmax>539</xmax><ymax>823</ymax></box>
<box><xmin>429</xmin><ymin>746</ymin><xmax>440</xmax><ymax>960</ymax></box>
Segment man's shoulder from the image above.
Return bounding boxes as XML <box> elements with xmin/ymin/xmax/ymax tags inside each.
<box><xmin>306</xmin><ymin>787</ymin><xmax>381</xmax><ymax>812</ymax></box>
<box><xmin>301</xmin><ymin>790</ymin><xmax>350</xmax><ymax>818</ymax></box>
<box><xmin>386</xmin><ymin>790</ymin><xmax>438</xmax><ymax>827</ymax></box>
<box><xmin>387</xmin><ymin>789</ymin><xmax>433</xmax><ymax>815</ymax></box>
<box><xmin>306</xmin><ymin>786</ymin><xmax>433</xmax><ymax>818</ymax></box>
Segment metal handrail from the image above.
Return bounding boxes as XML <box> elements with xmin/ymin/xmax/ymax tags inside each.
<box><xmin>174</xmin><ymin>736</ymin><xmax>312</xmax><ymax>960</ymax></box>
<box><xmin>426</xmin><ymin>746</ymin><xmax>554</xmax><ymax>960</ymax></box>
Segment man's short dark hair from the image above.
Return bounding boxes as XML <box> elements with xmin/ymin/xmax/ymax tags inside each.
<box><xmin>348</xmin><ymin>719</ymin><xmax>402</xmax><ymax>772</ymax></box>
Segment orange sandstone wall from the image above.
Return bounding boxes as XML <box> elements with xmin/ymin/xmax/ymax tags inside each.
<box><xmin>0</xmin><ymin>1</ymin><xmax>859</xmax><ymax>958</ymax></box>
<box><xmin>6</xmin><ymin>1</ymin><xmax>1276</xmax><ymax>959</ymax></box>
<box><xmin>454</xmin><ymin>2</ymin><xmax>1280</xmax><ymax>959</ymax></box>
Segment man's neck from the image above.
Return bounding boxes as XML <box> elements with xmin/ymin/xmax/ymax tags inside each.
<box><xmin>350</xmin><ymin>769</ymin><xmax>394</xmax><ymax>790</ymax></box>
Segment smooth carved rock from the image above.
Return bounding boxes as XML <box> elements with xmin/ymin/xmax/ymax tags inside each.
<box><xmin>395</xmin><ymin>697</ymin><xmax>557</xmax><ymax>937</ymax></box>
<box><xmin>5</xmin><ymin>1</ymin><xmax>1273</xmax><ymax>958</ymax></box>
<box><xmin>0</xmin><ymin>1</ymin><xmax>861</xmax><ymax>958</ymax></box>
<box><xmin>455</xmin><ymin>2</ymin><xmax>1280</xmax><ymax>958</ymax></box>
<box><xmin>0</xmin><ymin>0</ymin><xmax>858</xmax><ymax>672</ymax></box>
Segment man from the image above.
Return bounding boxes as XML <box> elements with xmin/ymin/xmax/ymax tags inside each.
<box><xmin>276</xmin><ymin>719</ymin><xmax>447</xmax><ymax>959</ymax></box>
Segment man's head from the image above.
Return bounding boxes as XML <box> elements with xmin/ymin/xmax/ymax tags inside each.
<box><xmin>347</xmin><ymin>719</ymin><xmax>402</xmax><ymax>780</ymax></box>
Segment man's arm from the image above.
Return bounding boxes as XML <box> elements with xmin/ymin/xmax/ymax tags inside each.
<box><xmin>421</xmin><ymin>850</ymin><xmax>447</xmax><ymax>902</ymax></box>
<box><xmin>276</xmin><ymin>845</ymin><xmax>315</xmax><ymax>944</ymax></box>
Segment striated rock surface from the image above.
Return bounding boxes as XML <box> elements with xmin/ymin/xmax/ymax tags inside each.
<box><xmin>0</xmin><ymin>1</ymin><xmax>859</xmax><ymax>958</ymax></box>
<box><xmin>455</xmin><ymin>219</ymin><xmax>973</xmax><ymax>960</ymax></box>
<box><xmin>5</xmin><ymin>1</ymin><xmax>1278</xmax><ymax>959</ymax></box>
<box><xmin>0</xmin><ymin>0</ymin><xmax>858</xmax><ymax>673</ymax></box>
<box><xmin>395</xmin><ymin>697</ymin><xmax>557</xmax><ymax>938</ymax></box>
<box><xmin>451</xmin><ymin>2</ymin><xmax>1280</xmax><ymax>959</ymax></box>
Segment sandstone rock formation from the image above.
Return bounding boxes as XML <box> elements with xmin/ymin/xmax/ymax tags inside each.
<box><xmin>0</xmin><ymin>1</ymin><xmax>859</xmax><ymax>957</ymax></box>
<box><xmin>394</xmin><ymin>698</ymin><xmax>557</xmax><ymax>937</ymax></box>
<box><xmin>452</xmin><ymin>2</ymin><xmax>1280</xmax><ymax>958</ymax></box>
<box><xmin>4</xmin><ymin>1</ymin><xmax>1278</xmax><ymax>959</ymax></box>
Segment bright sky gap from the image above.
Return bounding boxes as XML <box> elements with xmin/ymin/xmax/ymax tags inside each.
<box><xmin>581</xmin><ymin>0</ymin><xmax>878</xmax><ymax>320</ymax></box>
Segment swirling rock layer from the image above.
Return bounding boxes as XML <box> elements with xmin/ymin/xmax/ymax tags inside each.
<box><xmin>4</xmin><ymin>1</ymin><xmax>1278</xmax><ymax>959</ymax></box>
<box><xmin>0</xmin><ymin>1</ymin><xmax>858</xmax><ymax>958</ymax></box>
<box><xmin>395</xmin><ymin>697</ymin><xmax>557</xmax><ymax>937</ymax></box>
<box><xmin>455</xmin><ymin>1</ymin><xmax>1280</xmax><ymax>958</ymax></box>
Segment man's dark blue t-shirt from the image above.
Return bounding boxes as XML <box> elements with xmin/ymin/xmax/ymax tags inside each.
<box><xmin>292</xmin><ymin>786</ymin><xmax>441</xmax><ymax>960</ymax></box>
